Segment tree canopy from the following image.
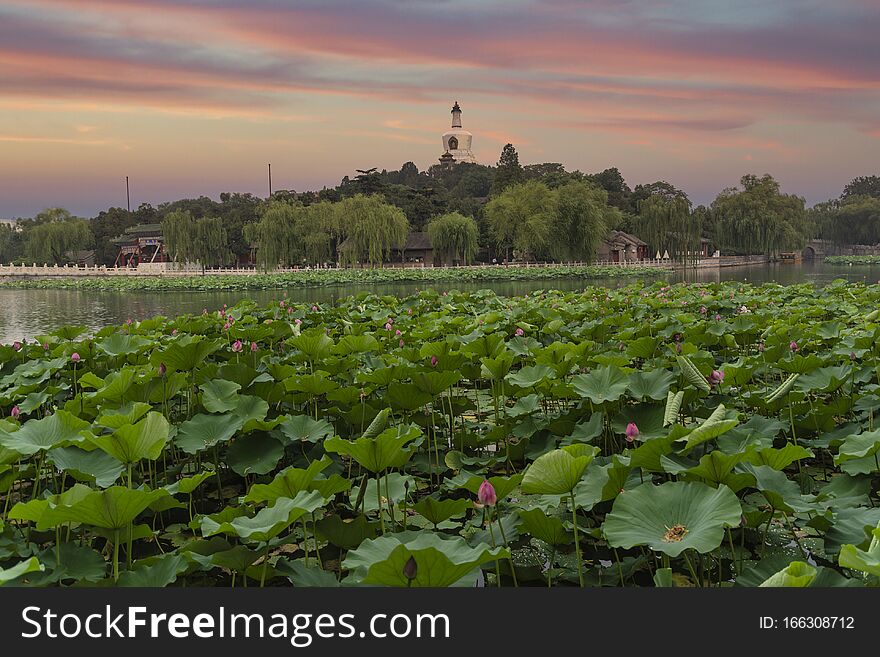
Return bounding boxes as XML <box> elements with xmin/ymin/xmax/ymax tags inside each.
<box><xmin>427</xmin><ymin>212</ymin><xmax>480</xmax><ymax>265</ymax></box>
<box><xmin>23</xmin><ymin>209</ymin><xmax>94</xmax><ymax>265</ymax></box>
<box><xmin>711</xmin><ymin>174</ymin><xmax>807</xmax><ymax>256</ymax></box>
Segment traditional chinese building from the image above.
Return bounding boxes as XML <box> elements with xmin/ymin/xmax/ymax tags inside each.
<box><xmin>111</xmin><ymin>224</ymin><xmax>167</xmax><ymax>267</ymax></box>
<box><xmin>438</xmin><ymin>102</ymin><xmax>477</xmax><ymax>165</ymax></box>
<box><xmin>597</xmin><ymin>230</ymin><xmax>650</xmax><ymax>262</ymax></box>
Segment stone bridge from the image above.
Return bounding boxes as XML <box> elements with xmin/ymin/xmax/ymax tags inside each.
<box><xmin>802</xmin><ymin>240</ymin><xmax>880</xmax><ymax>259</ymax></box>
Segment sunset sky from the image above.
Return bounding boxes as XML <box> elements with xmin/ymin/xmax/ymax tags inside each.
<box><xmin>1</xmin><ymin>0</ymin><xmax>878</xmax><ymax>218</ymax></box>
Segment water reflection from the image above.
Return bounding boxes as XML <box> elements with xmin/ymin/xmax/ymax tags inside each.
<box><xmin>1</xmin><ymin>261</ymin><xmax>877</xmax><ymax>343</ymax></box>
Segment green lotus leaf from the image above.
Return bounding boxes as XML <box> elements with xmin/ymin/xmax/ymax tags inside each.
<box><xmin>744</xmin><ymin>444</ymin><xmax>813</xmax><ymax>470</ymax></box>
<box><xmin>95</xmin><ymin>402</ymin><xmax>153</xmax><ymax>430</ymax></box>
<box><xmin>200</xmin><ymin>491</ymin><xmax>325</xmax><ymax>543</ymax></box>
<box><xmin>413</xmin><ymin>495</ymin><xmax>472</xmax><ymax>526</ymax></box>
<box><xmin>334</xmin><ymin>334</ymin><xmax>379</xmax><ymax>355</ymax></box>
<box><xmin>571</xmin><ymin>366</ymin><xmax>629</xmax><ymax>404</ymax></box>
<box><xmin>324</xmin><ymin>424</ymin><xmax>421</xmax><ymax>473</ymax></box>
<box><xmin>603</xmin><ymin>481</ymin><xmax>742</xmax><ymax>557</ymax></box>
<box><xmin>522</xmin><ymin>445</ymin><xmax>599</xmax><ymax>495</ymax></box>
<box><xmin>289</xmin><ymin>329</ymin><xmax>334</xmax><ymax>362</ymax></box>
<box><xmin>40</xmin><ymin>486</ymin><xmax>168</xmax><ymax>530</ymax></box>
<box><xmin>274</xmin><ymin>558</ymin><xmax>341</xmax><ymax>587</ymax></box>
<box><xmin>676</xmin><ymin>355</ymin><xmax>711</xmax><ymax>392</ymax></box>
<box><xmin>412</xmin><ymin>371</ymin><xmax>462</xmax><ymax>397</ymax></box>
<box><xmin>210</xmin><ymin>545</ymin><xmax>261</xmax><ymax>574</ymax></box>
<box><xmin>516</xmin><ymin>507</ymin><xmax>572</xmax><ymax>546</ymax></box>
<box><xmin>677</xmin><ymin>404</ymin><xmax>738</xmax><ymax>451</ymax></box>
<box><xmin>174</xmin><ymin>413</ymin><xmax>244</xmax><ymax>454</ymax></box>
<box><xmin>0</xmin><ymin>557</ymin><xmax>44</xmax><ymax>585</ymax></box>
<box><xmin>628</xmin><ymin>369</ymin><xmax>675</xmax><ymax>401</ymax></box>
<box><xmin>244</xmin><ymin>457</ymin><xmax>333</xmax><ymax>504</ymax></box>
<box><xmin>226</xmin><ymin>432</ymin><xmax>284</xmax><ymax>477</ymax></box>
<box><xmin>279</xmin><ymin>415</ymin><xmax>335</xmax><ymax>444</ymax></box>
<box><xmin>315</xmin><ymin>514</ymin><xmax>380</xmax><ymax>550</ymax></box>
<box><xmin>96</xmin><ymin>333</ymin><xmax>152</xmax><ymax>357</ymax></box>
<box><xmin>505</xmin><ymin>365</ymin><xmax>555</xmax><ymax>389</ymax></box>
<box><xmin>150</xmin><ymin>335</ymin><xmax>222</xmax><ymax>373</ymax></box>
<box><xmin>199</xmin><ymin>379</ymin><xmax>241</xmax><ymax>413</ymax></box>
<box><xmin>834</xmin><ymin>429</ymin><xmax>880</xmax><ymax>473</ymax></box>
<box><xmin>117</xmin><ymin>554</ymin><xmax>189</xmax><ymax>587</ymax></box>
<box><xmin>47</xmin><ymin>446</ymin><xmax>124</xmax><ymax>488</ymax></box>
<box><xmin>30</xmin><ymin>543</ymin><xmax>107</xmax><ymax>585</ymax></box>
<box><xmin>838</xmin><ymin>523</ymin><xmax>880</xmax><ymax>577</ymax></box>
<box><xmin>163</xmin><ymin>471</ymin><xmax>214</xmax><ymax>496</ymax></box>
<box><xmin>87</xmin><ymin>411</ymin><xmax>170</xmax><ymax>465</ymax></box>
<box><xmin>759</xmin><ymin>561</ymin><xmax>817</xmax><ymax>587</ymax></box>
<box><xmin>0</xmin><ymin>410</ymin><xmax>90</xmax><ymax>456</ymax></box>
<box><xmin>343</xmin><ymin>531</ymin><xmax>509</xmax><ymax>587</ymax></box>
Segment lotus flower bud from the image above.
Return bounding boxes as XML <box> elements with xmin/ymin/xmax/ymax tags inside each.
<box><xmin>251</xmin><ymin>341</ymin><xmax>258</xmax><ymax>352</ymax></box>
<box><xmin>708</xmin><ymin>369</ymin><xmax>725</xmax><ymax>386</ymax></box>
<box><xmin>232</xmin><ymin>340</ymin><xmax>243</xmax><ymax>353</ymax></box>
<box><xmin>430</xmin><ymin>355</ymin><xmax>438</xmax><ymax>367</ymax></box>
<box><xmin>515</xmin><ymin>327</ymin><xmax>524</xmax><ymax>337</ymax></box>
<box><xmin>789</xmin><ymin>341</ymin><xmax>799</xmax><ymax>352</ymax></box>
<box><xmin>12</xmin><ymin>341</ymin><xmax>21</xmax><ymax>351</ymax></box>
<box><xmin>478</xmin><ymin>480</ymin><xmax>497</xmax><ymax>507</ymax></box>
<box><xmin>158</xmin><ymin>362</ymin><xmax>167</xmax><ymax>377</ymax></box>
<box><xmin>10</xmin><ymin>406</ymin><xmax>20</xmax><ymax>419</ymax></box>
<box><xmin>403</xmin><ymin>555</ymin><xmax>418</xmax><ymax>582</ymax></box>
<box><xmin>70</xmin><ymin>352</ymin><xmax>80</xmax><ymax>363</ymax></box>
<box><xmin>399</xmin><ymin>339</ymin><xmax>405</xmax><ymax>347</ymax></box>
<box><xmin>624</xmin><ymin>422</ymin><xmax>639</xmax><ymax>443</ymax></box>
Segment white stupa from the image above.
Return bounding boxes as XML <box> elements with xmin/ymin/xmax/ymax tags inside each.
<box><xmin>439</xmin><ymin>101</ymin><xmax>477</xmax><ymax>165</ymax></box>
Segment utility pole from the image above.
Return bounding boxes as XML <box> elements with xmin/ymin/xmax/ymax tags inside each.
<box><xmin>268</xmin><ymin>163</ymin><xmax>273</xmax><ymax>197</ymax></box>
<box><xmin>126</xmin><ymin>176</ymin><xmax>131</xmax><ymax>212</ymax></box>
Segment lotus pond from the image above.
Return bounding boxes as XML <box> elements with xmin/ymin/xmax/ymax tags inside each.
<box><xmin>1</xmin><ymin>280</ymin><xmax>879</xmax><ymax>588</ymax></box>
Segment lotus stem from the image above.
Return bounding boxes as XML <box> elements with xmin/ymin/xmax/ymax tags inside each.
<box><xmin>569</xmin><ymin>491</ymin><xmax>585</xmax><ymax>587</ymax></box>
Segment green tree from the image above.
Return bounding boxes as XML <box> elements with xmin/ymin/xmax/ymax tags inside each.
<box><xmin>814</xmin><ymin>196</ymin><xmax>880</xmax><ymax>246</ymax></box>
<box><xmin>0</xmin><ymin>223</ymin><xmax>22</xmax><ymax>263</ymax></box>
<box><xmin>492</xmin><ymin>143</ymin><xmax>524</xmax><ymax>195</ymax></box>
<box><xmin>549</xmin><ymin>181</ymin><xmax>620</xmax><ymax>262</ymax></box>
<box><xmin>245</xmin><ymin>200</ymin><xmax>304</xmax><ymax>272</ymax></box>
<box><xmin>194</xmin><ymin>217</ymin><xmax>231</xmax><ymax>269</ymax></box>
<box><xmin>161</xmin><ymin>210</ymin><xmax>197</xmax><ymax>265</ymax></box>
<box><xmin>711</xmin><ymin>174</ymin><xmax>807</xmax><ymax>257</ymax></box>
<box><xmin>23</xmin><ymin>209</ymin><xmax>94</xmax><ymax>265</ymax></box>
<box><xmin>337</xmin><ymin>194</ymin><xmax>409</xmax><ymax>267</ymax></box>
<box><xmin>633</xmin><ymin>182</ymin><xmax>699</xmax><ymax>263</ymax></box>
<box><xmin>590</xmin><ymin>167</ymin><xmax>633</xmax><ymax>212</ymax></box>
<box><xmin>427</xmin><ymin>212</ymin><xmax>479</xmax><ymax>265</ymax></box>
<box><xmin>841</xmin><ymin>175</ymin><xmax>880</xmax><ymax>201</ymax></box>
<box><xmin>484</xmin><ymin>180</ymin><xmax>555</xmax><ymax>261</ymax></box>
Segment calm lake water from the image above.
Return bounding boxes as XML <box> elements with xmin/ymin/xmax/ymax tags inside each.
<box><xmin>1</xmin><ymin>261</ymin><xmax>877</xmax><ymax>344</ymax></box>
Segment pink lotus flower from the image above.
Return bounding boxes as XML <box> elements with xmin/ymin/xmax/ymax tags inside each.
<box><xmin>10</xmin><ymin>406</ymin><xmax>20</xmax><ymax>419</ymax></box>
<box><xmin>171</xmin><ymin>329</ymin><xmax>178</xmax><ymax>335</ymax></box>
<box><xmin>789</xmin><ymin>341</ymin><xmax>799</xmax><ymax>352</ymax></box>
<box><xmin>279</xmin><ymin>300</ymin><xmax>285</xmax><ymax>308</ymax></box>
<box><xmin>385</xmin><ymin>322</ymin><xmax>393</xmax><ymax>331</ymax></box>
<box><xmin>287</xmin><ymin>307</ymin><xmax>293</xmax><ymax>314</ymax></box>
<box><xmin>624</xmin><ymin>422</ymin><xmax>639</xmax><ymax>443</ymax></box>
<box><xmin>294</xmin><ymin>318</ymin><xmax>302</xmax><ymax>325</ymax></box>
<box><xmin>232</xmin><ymin>340</ymin><xmax>243</xmax><ymax>353</ymax></box>
<box><xmin>407</xmin><ymin>308</ymin><xmax>413</xmax><ymax>315</ymax></box>
<box><xmin>42</xmin><ymin>343</ymin><xmax>49</xmax><ymax>351</ymax></box>
<box><xmin>430</xmin><ymin>355</ymin><xmax>438</xmax><ymax>367</ymax></box>
<box><xmin>12</xmin><ymin>341</ymin><xmax>21</xmax><ymax>351</ymax></box>
<box><xmin>395</xmin><ymin>329</ymin><xmax>401</xmax><ymax>336</ymax></box>
<box><xmin>223</xmin><ymin>322</ymin><xmax>231</xmax><ymax>331</ymax></box>
<box><xmin>477</xmin><ymin>480</ymin><xmax>497</xmax><ymax>507</ymax></box>
<box><xmin>70</xmin><ymin>352</ymin><xmax>80</xmax><ymax>363</ymax></box>
<box><xmin>250</xmin><ymin>342</ymin><xmax>258</xmax><ymax>352</ymax></box>
<box><xmin>158</xmin><ymin>362</ymin><xmax>167</xmax><ymax>377</ymax></box>
<box><xmin>399</xmin><ymin>339</ymin><xmax>405</xmax><ymax>347</ymax></box>
<box><xmin>126</xmin><ymin>318</ymin><xmax>132</xmax><ymax>326</ymax></box>
<box><xmin>708</xmin><ymin>370</ymin><xmax>725</xmax><ymax>387</ymax></box>
<box><xmin>700</xmin><ymin>306</ymin><xmax>707</xmax><ymax>314</ymax></box>
<box><xmin>311</xmin><ymin>305</ymin><xmax>318</xmax><ymax>312</ymax></box>
<box><xmin>714</xmin><ymin>314</ymin><xmax>721</xmax><ymax>321</ymax></box>
<box><xmin>514</xmin><ymin>327</ymin><xmax>524</xmax><ymax>337</ymax></box>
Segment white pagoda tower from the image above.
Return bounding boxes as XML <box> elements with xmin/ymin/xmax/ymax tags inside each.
<box><xmin>439</xmin><ymin>101</ymin><xmax>476</xmax><ymax>165</ymax></box>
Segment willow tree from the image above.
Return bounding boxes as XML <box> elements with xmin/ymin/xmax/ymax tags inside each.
<box><xmin>427</xmin><ymin>212</ymin><xmax>479</xmax><ymax>265</ymax></box>
<box><xmin>337</xmin><ymin>194</ymin><xmax>408</xmax><ymax>267</ymax></box>
<box><xmin>484</xmin><ymin>180</ymin><xmax>554</xmax><ymax>261</ymax></box>
<box><xmin>161</xmin><ymin>210</ymin><xmax>197</xmax><ymax>265</ymax></box>
<box><xmin>24</xmin><ymin>210</ymin><xmax>94</xmax><ymax>265</ymax></box>
<box><xmin>244</xmin><ymin>200</ymin><xmax>304</xmax><ymax>272</ymax></box>
<box><xmin>194</xmin><ymin>217</ymin><xmax>231</xmax><ymax>268</ymax></box>
<box><xmin>711</xmin><ymin>174</ymin><xmax>806</xmax><ymax>257</ymax></box>
<box><xmin>549</xmin><ymin>181</ymin><xmax>620</xmax><ymax>262</ymax></box>
<box><xmin>814</xmin><ymin>196</ymin><xmax>880</xmax><ymax>246</ymax></box>
<box><xmin>632</xmin><ymin>182</ymin><xmax>699</xmax><ymax>264</ymax></box>
<box><xmin>301</xmin><ymin>201</ymin><xmax>343</xmax><ymax>265</ymax></box>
